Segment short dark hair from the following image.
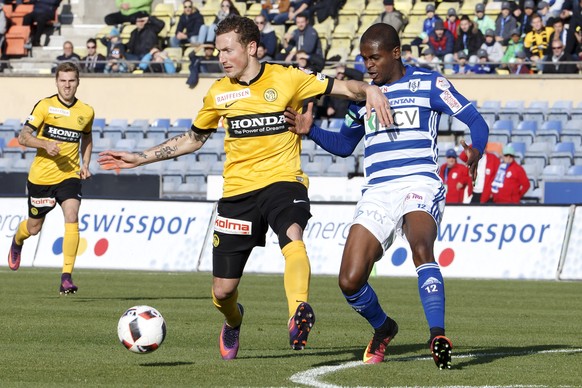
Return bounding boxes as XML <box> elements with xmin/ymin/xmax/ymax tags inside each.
<box><xmin>55</xmin><ymin>62</ymin><xmax>80</xmax><ymax>80</ymax></box>
<box><xmin>86</xmin><ymin>38</ymin><xmax>97</xmax><ymax>46</ymax></box>
<box><xmin>361</xmin><ymin>23</ymin><xmax>400</xmax><ymax>52</ymax></box>
<box><xmin>215</xmin><ymin>15</ymin><xmax>260</xmax><ymax>48</ymax></box>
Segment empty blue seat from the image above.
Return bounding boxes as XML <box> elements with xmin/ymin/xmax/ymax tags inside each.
<box><xmin>92</xmin><ymin>118</ymin><xmax>106</xmax><ymax>132</ymax></box>
<box><xmin>173</xmin><ymin>118</ymin><xmax>192</xmax><ymax>128</ymax></box>
<box><xmin>536</xmin><ymin>120</ymin><xmax>562</xmax><ymax>144</ymax></box>
<box><xmin>566</xmin><ymin>165</ymin><xmax>582</xmax><ymax>176</ymax></box>
<box><xmin>151</xmin><ymin>118</ymin><xmax>171</xmax><ymax>130</ymax></box>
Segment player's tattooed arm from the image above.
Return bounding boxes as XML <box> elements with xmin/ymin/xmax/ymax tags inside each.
<box><xmin>188</xmin><ymin>128</ymin><xmax>211</xmax><ymax>144</ymax></box>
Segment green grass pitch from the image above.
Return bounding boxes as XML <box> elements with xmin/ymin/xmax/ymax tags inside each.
<box><xmin>1</xmin><ymin>268</ymin><xmax>581</xmax><ymax>387</ymax></box>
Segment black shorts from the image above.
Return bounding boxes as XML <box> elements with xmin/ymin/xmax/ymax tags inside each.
<box><xmin>212</xmin><ymin>181</ymin><xmax>311</xmax><ymax>278</ymax></box>
<box><xmin>27</xmin><ymin>178</ymin><xmax>82</xmax><ymax>219</ymax></box>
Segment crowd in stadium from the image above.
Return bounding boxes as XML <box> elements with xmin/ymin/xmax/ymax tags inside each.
<box><xmin>1</xmin><ymin>0</ymin><xmax>581</xmax><ymax>75</ymax></box>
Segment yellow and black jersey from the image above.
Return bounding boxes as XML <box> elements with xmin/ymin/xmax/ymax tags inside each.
<box><xmin>25</xmin><ymin>94</ymin><xmax>94</xmax><ymax>185</ymax></box>
<box><xmin>193</xmin><ymin>62</ymin><xmax>333</xmax><ymax>198</ymax></box>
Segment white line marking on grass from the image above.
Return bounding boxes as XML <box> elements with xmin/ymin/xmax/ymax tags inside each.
<box><xmin>289</xmin><ymin>348</ymin><xmax>582</xmax><ymax>388</ymax></box>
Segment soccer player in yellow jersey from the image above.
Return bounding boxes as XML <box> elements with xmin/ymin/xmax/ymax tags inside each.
<box><xmin>7</xmin><ymin>62</ymin><xmax>94</xmax><ymax>295</ymax></box>
<box><xmin>98</xmin><ymin>15</ymin><xmax>393</xmax><ymax>360</ymax></box>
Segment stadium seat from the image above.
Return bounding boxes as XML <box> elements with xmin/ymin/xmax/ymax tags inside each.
<box><xmin>0</xmin><ymin>157</ymin><xmax>14</xmax><ymax>171</ymax></box>
<box><xmin>535</xmin><ymin>120</ymin><xmax>562</xmax><ymax>145</ymax></box>
<box><xmin>114</xmin><ymin>139</ymin><xmax>137</xmax><ymax>152</ymax></box>
<box><xmin>550</xmin><ymin>142</ymin><xmax>575</xmax><ymax>167</ymax></box>
<box><xmin>10</xmin><ymin>4</ymin><xmax>34</xmax><ymax>25</ymax></box>
<box><xmin>541</xmin><ymin>164</ymin><xmax>567</xmax><ymax>180</ymax></box>
<box><xmin>478</xmin><ymin>100</ymin><xmax>501</xmax><ymax>122</ymax></box>
<box><xmin>547</xmin><ymin>100</ymin><xmax>572</xmax><ymax>123</ymax></box>
<box><xmin>151</xmin><ymin>118</ymin><xmax>170</xmax><ymax>130</ymax></box>
<box><xmin>450</xmin><ymin>117</ymin><xmax>469</xmax><ymax>134</ymax></box>
<box><xmin>566</xmin><ymin>165</ymin><xmax>582</xmax><ymax>176</ymax></box>
<box><xmin>490</xmin><ymin>119</ymin><xmax>514</xmax><ymax>143</ymax></box>
<box><xmin>511</xmin><ymin>120</ymin><xmax>538</xmax><ymax>145</ymax></box>
<box><xmin>498</xmin><ymin>100</ymin><xmax>524</xmax><ymax>125</ymax></box>
<box><xmin>560</xmin><ymin>120</ymin><xmax>582</xmax><ymax>146</ymax></box>
<box><xmin>11</xmin><ymin>158</ymin><xmax>33</xmax><ymax>172</ymax></box>
<box><xmin>508</xmin><ymin>142</ymin><xmax>527</xmax><ymax>159</ymax></box>
<box><xmin>522</xmin><ymin>163</ymin><xmax>542</xmax><ymax>187</ymax></box>
<box><xmin>5</xmin><ymin>25</ymin><xmax>31</xmax><ymax>56</ymax></box>
<box><xmin>135</xmin><ymin>138</ymin><xmax>156</xmax><ymax>151</ymax></box>
<box><xmin>92</xmin><ymin>137</ymin><xmax>113</xmax><ymax>153</ymax></box>
<box><xmin>523</xmin><ymin>100</ymin><xmax>549</xmax><ymax>126</ymax></box>
<box><xmin>3</xmin><ymin>147</ymin><xmax>22</xmax><ymax>159</ymax></box>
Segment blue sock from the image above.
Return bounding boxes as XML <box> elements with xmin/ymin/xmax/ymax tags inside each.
<box><xmin>343</xmin><ymin>283</ymin><xmax>387</xmax><ymax>329</ymax></box>
<box><xmin>417</xmin><ymin>262</ymin><xmax>445</xmax><ymax>331</ymax></box>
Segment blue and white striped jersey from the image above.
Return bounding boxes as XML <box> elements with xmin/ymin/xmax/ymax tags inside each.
<box><xmin>309</xmin><ymin>66</ymin><xmax>488</xmax><ymax>190</ymax></box>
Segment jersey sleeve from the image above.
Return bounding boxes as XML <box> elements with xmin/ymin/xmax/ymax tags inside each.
<box><xmin>308</xmin><ymin>101</ymin><xmax>365</xmax><ymax>157</ymax></box>
<box><xmin>192</xmin><ymin>90</ymin><xmax>220</xmax><ymax>132</ymax></box>
<box><xmin>25</xmin><ymin>99</ymin><xmax>48</xmax><ymax>131</ymax></box>
<box><xmin>430</xmin><ymin>75</ymin><xmax>489</xmax><ymax>156</ymax></box>
<box><xmin>289</xmin><ymin>66</ymin><xmax>334</xmax><ymax>104</ymax></box>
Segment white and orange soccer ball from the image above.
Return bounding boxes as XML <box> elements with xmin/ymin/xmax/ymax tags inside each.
<box><xmin>117</xmin><ymin>305</ymin><xmax>166</xmax><ymax>354</ymax></box>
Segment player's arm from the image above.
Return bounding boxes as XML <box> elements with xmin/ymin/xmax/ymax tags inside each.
<box><xmin>285</xmin><ymin>101</ymin><xmax>363</xmax><ymax>157</ymax></box>
<box><xmin>329</xmin><ymin>79</ymin><xmax>393</xmax><ymax>127</ymax></box>
<box><xmin>98</xmin><ymin>128</ymin><xmax>210</xmax><ymax>169</ymax></box>
<box><xmin>18</xmin><ymin>123</ymin><xmax>62</xmax><ymax>157</ymax></box>
<box><xmin>80</xmin><ymin>131</ymin><xmax>93</xmax><ymax>179</ymax></box>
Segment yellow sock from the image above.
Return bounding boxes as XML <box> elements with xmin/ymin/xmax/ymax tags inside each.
<box><xmin>212</xmin><ymin>288</ymin><xmax>242</xmax><ymax>328</ymax></box>
<box><xmin>14</xmin><ymin>221</ymin><xmax>31</xmax><ymax>245</ymax></box>
<box><xmin>282</xmin><ymin>240</ymin><xmax>311</xmax><ymax>318</ymax></box>
<box><xmin>62</xmin><ymin>223</ymin><xmax>79</xmax><ymax>274</ymax></box>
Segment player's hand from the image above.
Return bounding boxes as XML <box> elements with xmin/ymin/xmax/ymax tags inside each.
<box><xmin>97</xmin><ymin>151</ymin><xmax>140</xmax><ymax>169</ymax></box>
<box><xmin>364</xmin><ymin>85</ymin><xmax>393</xmax><ymax>127</ymax></box>
<box><xmin>79</xmin><ymin>165</ymin><xmax>92</xmax><ymax>180</ymax></box>
<box><xmin>461</xmin><ymin>139</ymin><xmax>481</xmax><ymax>183</ymax></box>
<box><xmin>44</xmin><ymin>141</ymin><xmax>62</xmax><ymax>156</ymax></box>
<box><xmin>284</xmin><ymin>101</ymin><xmax>314</xmax><ymax>135</ymax></box>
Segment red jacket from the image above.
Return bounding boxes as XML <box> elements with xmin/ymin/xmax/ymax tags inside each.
<box><xmin>439</xmin><ymin>162</ymin><xmax>472</xmax><ymax>203</ymax></box>
<box><xmin>459</xmin><ymin>151</ymin><xmax>501</xmax><ymax>203</ymax></box>
<box><xmin>492</xmin><ymin>161</ymin><xmax>530</xmax><ymax>203</ymax></box>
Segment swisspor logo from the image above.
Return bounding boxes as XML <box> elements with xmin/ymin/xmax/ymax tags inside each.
<box><xmin>227</xmin><ymin>111</ymin><xmax>287</xmax><ymax>138</ymax></box>
<box><xmin>214</xmin><ymin>215</ymin><xmax>251</xmax><ymax>235</ymax></box>
<box><xmin>42</xmin><ymin>125</ymin><xmax>82</xmax><ymax>143</ymax></box>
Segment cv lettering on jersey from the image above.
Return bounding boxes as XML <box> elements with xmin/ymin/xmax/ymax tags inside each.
<box><xmin>214</xmin><ymin>215</ymin><xmax>252</xmax><ymax>235</ymax></box>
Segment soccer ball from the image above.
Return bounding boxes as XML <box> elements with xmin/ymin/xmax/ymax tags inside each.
<box><xmin>117</xmin><ymin>305</ymin><xmax>166</xmax><ymax>354</ymax></box>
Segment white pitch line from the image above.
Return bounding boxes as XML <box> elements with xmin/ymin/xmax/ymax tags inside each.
<box><xmin>289</xmin><ymin>348</ymin><xmax>582</xmax><ymax>388</ymax></box>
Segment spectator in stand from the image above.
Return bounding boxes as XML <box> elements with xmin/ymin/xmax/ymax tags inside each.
<box><xmin>524</xmin><ymin>13</ymin><xmax>554</xmax><ymax>68</ymax></box>
<box><xmin>320</xmin><ymin>64</ymin><xmax>354</xmax><ymax>120</ymax></box>
<box><xmin>199</xmin><ymin>42</ymin><xmax>221</xmax><ymax>73</ymax></box>
<box><xmin>444</xmin><ymin>8</ymin><xmax>460</xmax><ymax>39</ymax></box>
<box><xmin>282</xmin><ymin>13</ymin><xmax>322</xmax><ymax>64</ymax></box>
<box><xmin>373</xmin><ymin>0</ymin><xmax>408</xmax><ymax>35</ymax></box>
<box><xmin>270</xmin><ymin>0</ymin><xmax>311</xmax><ymax>25</ymax></box>
<box><xmin>51</xmin><ymin>40</ymin><xmax>80</xmax><ymax>74</ymax></box>
<box><xmin>81</xmin><ymin>38</ymin><xmax>106</xmax><ymax>73</ymax></box>
<box><xmin>439</xmin><ymin>149</ymin><xmax>472</xmax><ymax>204</ymax></box>
<box><xmin>104</xmin><ymin>0</ymin><xmax>153</xmax><ymax>26</ymax></box>
<box><xmin>491</xmin><ymin>144</ymin><xmax>530</xmax><ymax>204</ymax></box>
<box><xmin>0</xmin><ymin>3</ymin><xmax>7</xmax><ymax>71</ymax></box>
<box><xmin>104</xmin><ymin>47</ymin><xmax>132</xmax><ymax>73</ymax></box>
<box><xmin>401</xmin><ymin>44</ymin><xmax>419</xmax><ymax>65</ymax></box>
<box><xmin>22</xmin><ymin>0</ymin><xmax>62</xmax><ymax>47</ymax></box>
<box><xmin>186</xmin><ymin>43</ymin><xmax>221</xmax><ymax>89</ymax></box>
<box><xmin>261</xmin><ymin>0</ymin><xmax>289</xmax><ymax>24</ymax></box>
<box><xmin>549</xmin><ymin>18</ymin><xmax>577</xmax><ymax>56</ymax></box>
<box><xmin>537</xmin><ymin>1</ymin><xmax>555</xmax><ymax>26</ymax></box>
<box><xmin>254</xmin><ymin>14</ymin><xmax>278</xmax><ymax>59</ymax></box>
<box><xmin>481</xmin><ymin>28</ymin><xmax>504</xmax><ymax>64</ymax></box>
<box><xmin>495</xmin><ymin>1</ymin><xmax>517</xmax><ymax>45</ymax></box>
<box><xmin>410</xmin><ymin>3</ymin><xmax>442</xmax><ymax>49</ymax></box>
<box><xmin>427</xmin><ymin>20</ymin><xmax>455</xmax><ymax>68</ymax></box>
<box><xmin>473</xmin><ymin>48</ymin><xmax>495</xmax><ymax>73</ymax></box>
<box><xmin>169</xmin><ymin>0</ymin><xmax>205</xmax><ymax>48</ymax></box>
<box><xmin>124</xmin><ymin>12</ymin><xmax>165</xmax><ymax>61</ymax></box>
<box><xmin>518</xmin><ymin>0</ymin><xmax>536</xmax><ymax>36</ymax></box>
<box><xmin>542</xmin><ymin>39</ymin><xmax>579</xmax><ymax>73</ymax></box>
<box><xmin>199</xmin><ymin>0</ymin><xmax>240</xmax><ymax>43</ymax></box>
<box><xmin>454</xmin><ymin>15</ymin><xmax>485</xmax><ymax>64</ymax></box>
<box><xmin>460</xmin><ymin>149</ymin><xmax>500</xmax><ymax>203</ymax></box>
<box><xmin>501</xmin><ymin>28</ymin><xmax>525</xmax><ymax>66</ymax></box>
<box><xmin>474</xmin><ymin>2</ymin><xmax>495</xmax><ymax>36</ymax></box>
<box><xmin>99</xmin><ymin>27</ymin><xmax>125</xmax><ymax>57</ymax></box>
<box><xmin>417</xmin><ymin>47</ymin><xmax>441</xmax><ymax>72</ymax></box>
<box><xmin>452</xmin><ymin>50</ymin><xmax>475</xmax><ymax>73</ymax></box>
<box><xmin>257</xmin><ymin>42</ymin><xmax>272</xmax><ymax>62</ymax></box>
<box><xmin>138</xmin><ymin>46</ymin><xmax>176</xmax><ymax>73</ymax></box>
<box><xmin>508</xmin><ymin>50</ymin><xmax>533</xmax><ymax>73</ymax></box>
